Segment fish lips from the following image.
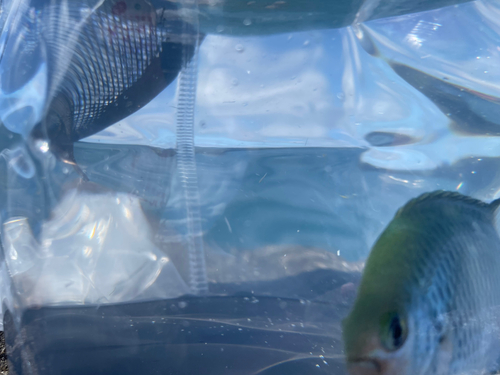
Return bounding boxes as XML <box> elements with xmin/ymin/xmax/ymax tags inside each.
<box><xmin>346</xmin><ymin>358</ymin><xmax>382</xmax><ymax>375</ymax></box>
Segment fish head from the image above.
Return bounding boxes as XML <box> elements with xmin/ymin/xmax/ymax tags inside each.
<box><xmin>343</xmin><ymin>298</ymin><xmax>418</xmax><ymax>375</ymax></box>
<box><xmin>342</xmin><ymin>215</ymin><xmax>440</xmax><ymax>375</ymax></box>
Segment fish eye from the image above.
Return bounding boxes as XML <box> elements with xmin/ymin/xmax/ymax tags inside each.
<box><xmin>380</xmin><ymin>312</ymin><xmax>407</xmax><ymax>351</ymax></box>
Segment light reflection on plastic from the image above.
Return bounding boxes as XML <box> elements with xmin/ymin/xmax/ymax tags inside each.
<box><xmin>83</xmin><ymin>246</ymin><xmax>92</xmax><ymax>257</ymax></box>
<box><xmin>123</xmin><ymin>207</ymin><xmax>132</xmax><ymax>219</ymax></box>
<box><xmin>0</xmin><ymin>62</ymin><xmax>47</xmax><ymax>137</ymax></box>
<box><xmin>88</xmin><ymin>223</ymin><xmax>96</xmax><ymax>239</ymax></box>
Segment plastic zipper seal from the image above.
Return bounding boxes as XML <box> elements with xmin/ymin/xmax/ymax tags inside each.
<box><xmin>175</xmin><ymin>0</ymin><xmax>208</xmax><ymax>295</ymax></box>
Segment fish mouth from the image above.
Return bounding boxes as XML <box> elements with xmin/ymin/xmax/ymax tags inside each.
<box><xmin>346</xmin><ymin>357</ymin><xmax>382</xmax><ymax>375</ymax></box>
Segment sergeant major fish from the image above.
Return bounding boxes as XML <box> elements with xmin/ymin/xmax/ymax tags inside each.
<box><xmin>342</xmin><ymin>191</ymin><xmax>500</xmax><ymax>375</ymax></box>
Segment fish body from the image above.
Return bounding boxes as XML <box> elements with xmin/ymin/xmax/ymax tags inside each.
<box><xmin>191</xmin><ymin>0</ymin><xmax>474</xmax><ymax>36</ymax></box>
<box><xmin>33</xmin><ymin>0</ymin><xmax>198</xmax><ymax>161</ymax></box>
<box><xmin>343</xmin><ymin>191</ymin><xmax>500</xmax><ymax>375</ymax></box>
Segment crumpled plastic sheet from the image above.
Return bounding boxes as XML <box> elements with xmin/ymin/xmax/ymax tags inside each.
<box><xmin>1</xmin><ymin>188</ymin><xmax>190</xmax><ymax>326</ymax></box>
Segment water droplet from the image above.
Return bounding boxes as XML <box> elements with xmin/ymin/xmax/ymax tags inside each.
<box><xmin>242</xmin><ymin>102</ymin><xmax>248</xmax><ymax>107</ymax></box>
<box><xmin>235</xmin><ymin>44</ymin><xmax>244</xmax><ymax>53</ymax></box>
<box><xmin>290</xmin><ymin>75</ymin><xmax>296</xmax><ymax>80</ymax></box>
<box><xmin>178</xmin><ymin>301</ymin><xmax>188</xmax><ymax>308</ymax></box>
<box><xmin>231</xmin><ymin>79</ymin><xmax>239</xmax><ymax>86</ymax></box>
<box><xmin>36</xmin><ymin>140</ymin><xmax>50</xmax><ymax>153</ymax></box>
<box><xmin>243</xmin><ymin>18</ymin><xmax>252</xmax><ymax>26</ymax></box>
<box><xmin>104</xmin><ymin>165</ymin><xmax>110</xmax><ymax>171</ymax></box>
<box><xmin>337</xmin><ymin>92</ymin><xmax>345</xmax><ymax>100</ymax></box>
<box><xmin>303</xmin><ymin>40</ymin><xmax>310</xmax><ymax>46</ymax></box>
<box><xmin>216</xmin><ymin>25</ymin><xmax>224</xmax><ymax>33</ymax></box>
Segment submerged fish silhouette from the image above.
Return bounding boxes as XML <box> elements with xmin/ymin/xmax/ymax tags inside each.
<box><xmin>390</xmin><ymin>63</ymin><xmax>500</xmax><ymax>137</ymax></box>
<box><xmin>22</xmin><ymin>0</ymin><xmax>200</xmax><ymax>170</ymax></box>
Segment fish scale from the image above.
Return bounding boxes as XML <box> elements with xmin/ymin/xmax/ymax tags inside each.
<box><xmin>20</xmin><ymin>0</ymin><xmax>199</xmax><ymax>167</ymax></box>
<box><xmin>43</xmin><ymin>0</ymin><xmax>159</xmax><ymax>134</ymax></box>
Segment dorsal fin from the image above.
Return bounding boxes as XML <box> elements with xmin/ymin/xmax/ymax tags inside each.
<box><xmin>490</xmin><ymin>196</ymin><xmax>500</xmax><ymax>237</ymax></box>
<box><xmin>489</xmin><ymin>197</ymin><xmax>500</xmax><ymax>212</ymax></box>
<box><xmin>395</xmin><ymin>190</ymin><xmax>490</xmax><ymax>219</ymax></box>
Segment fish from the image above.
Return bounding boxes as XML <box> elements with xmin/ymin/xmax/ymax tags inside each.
<box><xmin>342</xmin><ymin>191</ymin><xmax>500</xmax><ymax>375</ymax></box>
<box><xmin>390</xmin><ymin>63</ymin><xmax>500</xmax><ymax>137</ymax></box>
<box><xmin>0</xmin><ymin>0</ymin><xmax>200</xmax><ymax>170</ymax></box>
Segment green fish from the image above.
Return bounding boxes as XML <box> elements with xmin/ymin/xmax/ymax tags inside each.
<box><xmin>342</xmin><ymin>191</ymin><xmax>500</xmax><ymax>375</ymax></box>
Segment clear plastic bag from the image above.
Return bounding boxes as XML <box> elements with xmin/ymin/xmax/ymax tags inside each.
<box><xmin>1</xmin><ymin>0</ymin><xmax>500</xmax><ymax>374</ymax></box>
